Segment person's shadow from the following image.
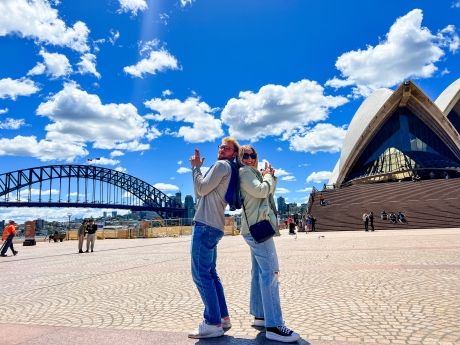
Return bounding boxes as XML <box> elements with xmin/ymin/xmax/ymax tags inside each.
<box><xmin>195</xmin><ymin>331</ymin><xmax>311</xmax><ymax>344</ymax></box>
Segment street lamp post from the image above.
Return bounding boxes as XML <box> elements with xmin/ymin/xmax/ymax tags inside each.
<box><xmin>67</xmin><ymin>213</ymin><xmax>72</xmax><ymax>240</ymax></box>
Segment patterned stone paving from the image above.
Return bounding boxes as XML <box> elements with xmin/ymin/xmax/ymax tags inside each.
<box><xmin>0</xmin><ymin>228</ymin><xmax>459</xmax><ymax>344</ymax></box>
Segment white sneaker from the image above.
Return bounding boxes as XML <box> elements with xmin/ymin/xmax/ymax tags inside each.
<box><xmin>266</xmin><ymin>325</ymin><xmax>300</xmax><ymax>342</ymax></box>
<box><xmin>188</xmin><ymin>320</ymin><xmax>224</xmax><ymax>339</ymax></box>
<box><xmin>221</xmin><ymin>317</ymin><xmax>232</xmax><ymax>331</ymax></box>
<box><xmin>253</xmin><ymin>317</ymin><xmax>265</xmax><ymax>327</ymax></box>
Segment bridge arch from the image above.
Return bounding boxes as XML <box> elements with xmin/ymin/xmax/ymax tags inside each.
<box><xmin>0</xmin><ymin>165</ymin><xmax>185</xmax><ymax>218</ymax></box>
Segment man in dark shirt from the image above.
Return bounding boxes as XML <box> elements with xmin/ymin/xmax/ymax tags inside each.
<box><xmin>85</xmin><ymin>219</ymin><xmax>97</xmax><ymax>252</ymax></box>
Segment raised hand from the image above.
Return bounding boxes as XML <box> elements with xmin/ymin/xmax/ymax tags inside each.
<box><xmin>189</xmin><ymin>148</ymin><xmax>205</xmax><ymax>168</ymax></box>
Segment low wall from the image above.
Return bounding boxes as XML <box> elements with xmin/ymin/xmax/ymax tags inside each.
<box><xmin>64</xmin><ymin>225</ymin><xmax>238</xmax><ymax>240</ymax></box>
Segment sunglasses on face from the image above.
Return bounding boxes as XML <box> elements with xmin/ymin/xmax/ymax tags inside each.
<box><xmin>242</xmin><ymin>153</ymin><xmax>257</xmax><ymax>159</ymax></box>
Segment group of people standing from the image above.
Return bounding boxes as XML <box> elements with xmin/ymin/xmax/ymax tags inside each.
<box><xmin>362</xmin><ymin>211</ymin><xmax>375</xmax><ymax>231</ymax></box>
<box><xmin>77</xmin><ymin>218</ymin><xmax>98</xmax><ymax>253</ymax></box>
<box><xmin>188</xmin><ymin>137</ymin><xmax>300</xmax><ymax>343</ymax></box>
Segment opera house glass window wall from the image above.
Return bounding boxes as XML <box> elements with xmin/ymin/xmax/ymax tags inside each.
<box><xmin>345</xmin><ymin>108</ymin><xmax>460</xmax><ymax>183</ymax></box>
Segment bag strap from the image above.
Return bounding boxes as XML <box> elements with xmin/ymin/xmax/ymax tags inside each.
<box><xmin>241</xmin><ymin>168</ymin><xmax>266</xmax><ymax>229</ymax></box>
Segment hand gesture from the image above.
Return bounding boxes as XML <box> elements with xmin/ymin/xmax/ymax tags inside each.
<box><xmin>189</xmin><ymin>148</ymin><xmax>205</xmax><ymax>168</ymax></box>
<box><xmin>261</xmin><ymin>162</ymin><xmax>275</xmax><ymax>176</ymax></box>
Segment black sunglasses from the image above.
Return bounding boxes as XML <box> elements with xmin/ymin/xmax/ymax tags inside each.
<box><xmin>242</xmin><ymin>153</ymin><xmax>257</xmax><ymax>159</ymax></box>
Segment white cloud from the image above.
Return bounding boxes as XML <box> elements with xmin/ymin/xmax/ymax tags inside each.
<box><xmin>28</xmin><ymin>49</ymin><xmax>72</xmax><ymax>78</ymax></box>
<box><xmin>0</xmin><ymin>135</ymin><xmax>88</xmax><ymax>162</ymax></box>
<box><xmin>452</xmin><ymin>1</ymin><xmax>460</xmax><ymax>8</ymax></box>
<box><xmin>306</xmin><ymin>171</ymin><xmax>332</xmax><ymax>183</ymax></box>
<box><xmin>281</xmin><ymin>175</ymin><xmax>296</xmax><ymax>182</ymax></box>
<box><xmin>144</xmin><ymin>96</ymin><xmax>224</xmax><ymax>143</ymax></box>
<box><xmin>0</xmin><ymin>118</ymin><xmax>26</xmax><ymax>130</ymax></box>
<box><xmin>177</xmin><ymin>160</ymin><xmax>183</xmax><ymax>165</ymax></box>
<box><xmin>0</xmin><ymin>0</ymin><xmax>89</xmax><ymax>52</ymax></box>
<box><xmin>118</xmin><ymin>0</ymin><xmax>148</xmax><ymax>15</ymax></box>
<box><xmin>109</xmin><ymin>30</ymin><xmax>120</xmax><ymax>45</ymax></box>
<box><xmin>115</xmin><ymin>166</ymin><xmax>127</xmax><ymax>173</ymax></box>
<box><xmin>0</xmin><ymin>78</ymin><xmax>40</xmax><ymax>100</ymax></box>
<box><xmin>326</xmin><ymin>9</ymin><xmax>459</xmax><ymax>97</ymax></box>
<box><xmin>110</xmin><ymin>150</ymin><xmax>124</xmax><ymax>157</ymax></box>
<box><xmin>289</xmin><ymin>123</ymin><xmax>347</xmax><ymax>153</ymax></box>
<box><xmin>27</xmin><ymin>63</ymin><xmax>46</xmax><ymax>76</ymax></box>
<box><xmin>77</xmin><ymin>53</ymin><xmax>100</xmax><ymax>78</ymax></box>
<box><xmin>276</xmin><ymin>147</ymin><xmax>282</xmax><ymax>151</ymax></box>
<box><xmin>272</xmin><ymin>167</ymin><xmax>290</xmax><ymax>177</ymax></box>
<box><xmin>159</xmin><ymin>13</ymin><xmax>170</xmax><ymax>25</ymax></box>
<box><xmin>177</xmin><ymin>167</ymin><xmax>191</xmax><ymax>174</ymax></box>
<box><xmin>124</xmin><ymin>49</ymin><xmax>179</xmax><ymax>78</ymax></box>
<box><xmin>36</xmin><ymin>82</ymin><xmax>152</xmax><ymax>152</ymax></box>
<box><xmin>86</xmin><ymin>157</ymin><xmax>120</xmax><ymax>166</ymax></box>
<box><xmin>180</xmin><ymin>0</ymin><xmax>194</xmax><ymax>7</ymax></box>
<box><xmin>221</xmin><ymin>79</ymin><xmax>348</xmax><ymax>142</ymax></box>
<box><xmin>275</xmin><ymin>187</ymin><xmax>290</xmax><ymax>194</ymax></box>
<box><xmin>162</xmin><ymin>89</ymin><xmax>173</xmax><ymax>97</ymax></box>
<box><xmin>296</xmin><ymin>187</ymin><xmax>313</xmax><ymax>193</ymax></box>
<box><xmin>0</xmin><ymin>108</ymin><xmax>9</xmax><ymax>114</ymax></box>
<box><xmin>19</xmin><ymin>188</ymin><xmax>59</xmax><ymax>196</ymax></box>
<box><xmin>153</xmin><ymin>183</ymin><xmax>180</xmax><ymax>192</ymax></box>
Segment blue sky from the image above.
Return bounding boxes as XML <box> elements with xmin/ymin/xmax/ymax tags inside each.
<box><xmin>0</xmin><ymin>0</ymin><xmax>459</xmax><ymax>222</ymax></box>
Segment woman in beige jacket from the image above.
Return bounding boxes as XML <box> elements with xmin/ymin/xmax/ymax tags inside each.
<box><xmin>239</xmin><ymin>144</ymin><xmax>300</xmax><ymax>343</ymax></box>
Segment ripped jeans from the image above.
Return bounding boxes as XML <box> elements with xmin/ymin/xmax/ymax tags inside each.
<box><xmin>243</xmin><ymin>234</ymin><xmax>283</xmax><ymax>327</ymax></box>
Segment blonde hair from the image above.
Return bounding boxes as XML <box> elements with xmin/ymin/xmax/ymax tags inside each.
<box><xmin>222</xmin><ymin>136</ymin><xmax>240</xmax><ymax>153</ymax></box>
<box><xmin>238</xmin><ymin>144</ymin><xmax>259</xmax><ymax>167</ymax></box>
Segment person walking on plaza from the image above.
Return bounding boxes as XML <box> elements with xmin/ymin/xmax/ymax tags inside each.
<box><xmin>187</xmin><ymin>137</ymin><xmax>240</xmax><ymax>339</ymax></box>
<box><xmin>368</xmin><ymin>211</ymin><xmax>375</xmax><ymax>231</ymax></box>
<box><xmin>77</xmin><ymin>219</ymin><xmax>87</xmax><ymax>253</ymax></box>
<box><xmin>238</xmin><ymin>144</ymin><xmax>301</xmax><ymax>343</ymax></box>
<box><xmin>1</xmin><ymin>220</ymin><xmax>18</xmax><ymax>257</ymax></box>
<box><xmin>85</xmin><ymin>219</ymin><xmax>97</xmax><ymax>252</ymax></box>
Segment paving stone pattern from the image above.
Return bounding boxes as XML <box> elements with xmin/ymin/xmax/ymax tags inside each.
<box><xmin>0</xmin><ymin>228</ymin><xmax>459</xmax><ymax>345</ymax></box>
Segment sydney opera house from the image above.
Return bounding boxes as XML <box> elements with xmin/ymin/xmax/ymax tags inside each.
<box><xmin>309</xmin><ymin>79</ymin><xmax>460</xmax><ymax>231</ymax></box>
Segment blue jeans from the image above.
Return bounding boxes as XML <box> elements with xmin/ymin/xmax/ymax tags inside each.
<box><xmin>1</xmin><ymin>234</ymin><xmax>15</xmax><ymax>255</ymax></box>
<box><xmin>191</xmin><ymin>222</ymin><xmax>229</xmax><ymax>325</ymax></box>
<box><xmin>243</xmin><ymin>234</ymin><xmax>283</xmax><ymax>327</ymax></box>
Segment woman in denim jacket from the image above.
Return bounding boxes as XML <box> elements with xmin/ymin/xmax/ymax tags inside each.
<box><xmin>239</xmin><ymin>144</ymin><xmax>300</xmax><ymax>343</ymax></box>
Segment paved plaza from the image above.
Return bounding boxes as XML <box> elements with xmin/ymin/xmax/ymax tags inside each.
<box><xmin>0</xmin><ymin>228</ymin><xmax>459</xmax><ymax>345</ymax></box>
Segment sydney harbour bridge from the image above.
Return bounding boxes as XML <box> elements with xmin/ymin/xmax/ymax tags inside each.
<box><xmin>0</xmin><ymin>165</ymin><xmax>186</xmax><ymax>218</ymax></box>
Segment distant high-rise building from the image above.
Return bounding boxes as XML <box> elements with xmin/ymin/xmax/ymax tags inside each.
<box><xmin>35</xmin><ymin>219</ymin><xmax>45</xmax><ymax>234</ymax></box>
<box><xmin>277</xmin><ymin>196</ymin><xmax>287</xmax><ymax>217</ymax></box>
<box><xmin>287</xmin><ymin>203</ymin><xmax>298</xmax><ymax>216</ymax></box>
<box><xmin>0</xmin><ymin>220</ymin><xmax>4</xmax><ymax>231</ymax></box>
<box><xmin>112</xmin><ymin>211</ymin><xmax>117</xmax><ymax>218</ymax></box>
<box><xmin>103</xmin><ymin>211</ymin><xmax>107</xmax><ymax>218</ymax></box>
<box><xmin>184</xmin><ymin>194</ymin><xmax>195</xmax><ymax>220</ymax></box>
<box><xmin>175</xmin><ymin>192</ymin><xmax>182</xmax><ymax>207</ymax></box>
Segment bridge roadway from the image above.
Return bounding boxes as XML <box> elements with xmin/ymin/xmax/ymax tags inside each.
<box><xmin>0</xmin><ymin>228</ymin><xmax>459</xmax><ymax>345</ymax></box>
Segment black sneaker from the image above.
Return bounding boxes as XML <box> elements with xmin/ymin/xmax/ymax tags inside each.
<box><xmin>0</xmin><ymin>254</ymin><xmax>7</xmax><ymax>257</ymax></box>
<box><xmin>13</xmin><ymin>251</ymin><xmax>18</xmax><ymax>256</ymax></box>
<box><xmin>266</xmin><ymin>325</ymin><xmax>300</xmax><ymax>343</ymax></box>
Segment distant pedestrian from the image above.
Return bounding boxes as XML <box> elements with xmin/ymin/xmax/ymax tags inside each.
<box><xmin>368</xmin><ymin>211</ymin><xmax>374</xmax><ymax>231</ymax></box>
<box><xmin>85</xmin><ymin>219</ymin><xmax>97</xmax><ymax>252</ymax></box>
<box><xmin>77</xmin><ymin>219</ymin><xmax>87</xmax><ymax>254</ymax></box>
<box><xmin>1</xmin><ymin>220</ymin><xmax>18</xmax><ymax>257</ymax></box>
<box><xmin>311</xmin><ymin>216</ymin><xmax>316</xmax><ymax>232</ymax></box>
<box><xmin>362</xmin><ymin>213</ymin><xmax>369</xmax><ymax>231</ymax></box>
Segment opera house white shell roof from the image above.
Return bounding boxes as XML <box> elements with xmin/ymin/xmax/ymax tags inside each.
<box><xmin>328</xmin><ymin>79</ymin><xmax>460</xmax><ymax>186</ymax></box>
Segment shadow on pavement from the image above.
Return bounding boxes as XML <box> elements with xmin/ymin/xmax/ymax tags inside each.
<box><xmin>195</xmin><ymin>332</ymin><xmax>310</xmax><ymax>344</ymax></box>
